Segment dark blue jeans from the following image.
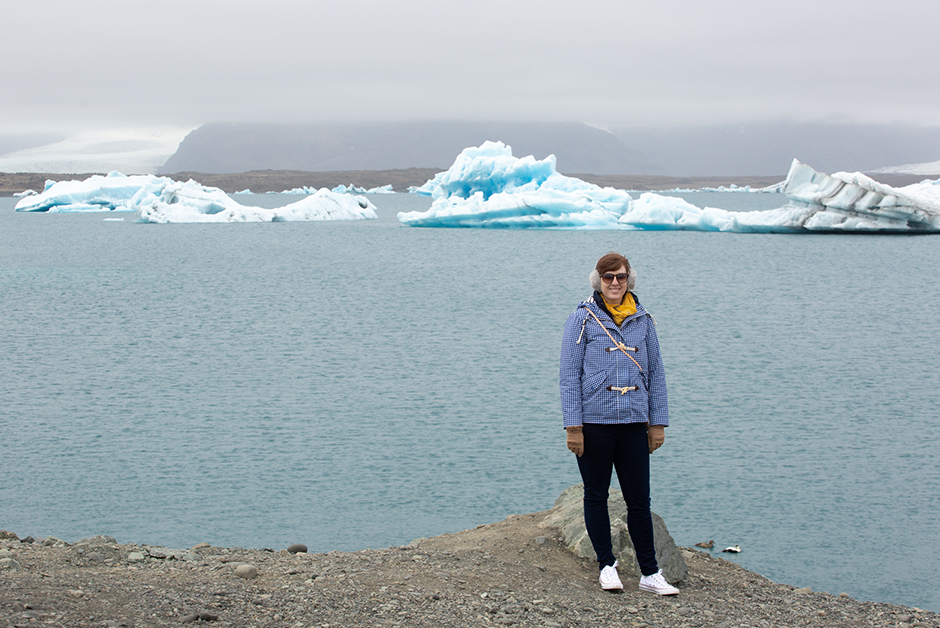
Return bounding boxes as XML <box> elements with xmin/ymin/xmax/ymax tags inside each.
<box><xmin>577</xmin><ymin>422</ymin><xmax>658</xmax><ymax>576</ymax></box>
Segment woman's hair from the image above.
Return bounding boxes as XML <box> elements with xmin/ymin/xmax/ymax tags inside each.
<box><xmin>595</xmin><ymin>252</ymin><xmax>630</xmax><ymax>275</ymax></box>
<box><xmin>590</xmin><ymin>252</ymin><xmax>637</xmax><ymax>292</ymax></box>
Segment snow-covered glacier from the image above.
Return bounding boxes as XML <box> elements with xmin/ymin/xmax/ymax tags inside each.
<box><xmin>397</xmin><ymin>144</ymin><xmax>940</xmax><ymax>232</ymax></box>
<box><xmin>14</xmin><ymin>172</ymin><xmax>377</xmax><ymax>223</ymax></box>
<box><xmin>397</xmin><ymin>141</ymin><xmax>630</xmax><ymax>228</ymax></box>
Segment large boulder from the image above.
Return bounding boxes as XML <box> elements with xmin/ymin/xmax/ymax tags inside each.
<box><xmin>539</xmin><ymin>484</ymin><xmax>687</xmax><ymax>583</ymax></box>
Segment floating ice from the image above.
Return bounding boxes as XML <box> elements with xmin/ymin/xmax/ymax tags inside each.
<box><xmin>277</xmin><ymin>183</ymin><xmax>394</xmax><ymax>195</ymax></box>
<box><xmin>398</xmin><ymin>144</ymin><xmax>940</xmax><ymax>233</ymax></box>
<box><xmin>14</xmin><ymin>171</ymin><xmax>377</xmax><ymax>223</ymax></box>
<box><xmin>619</xmin><ymin>161</ymin><xmax>940</xmax><ymax>232</ymax></box>
<box><xmin>138</xmin><ymin>180</ymin><xmax>377</xmax><ymax>223</ymax></box>
<box><xmin>397</xmin><ymin>141</ymin><xmax>630</xmax><ymax>228</ymax></box>
<box><xmin>14</xmin><ymin>172</ymin><xmax>170</xmax><ymax>213</ymax></box>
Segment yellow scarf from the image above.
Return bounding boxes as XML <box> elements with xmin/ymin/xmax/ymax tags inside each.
<box><xmin>603</xmin><ymin>293</ymin><xmax>637</xmax><ymax>325</ymax></box>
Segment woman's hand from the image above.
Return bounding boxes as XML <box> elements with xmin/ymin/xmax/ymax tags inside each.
<box><xmin>648</xmin><ymin>425</ymin><xmax>665</xmax><ymax>453</ymax></box>
<box><xmin>566</xmin><ymin>426</ymin><xmax>584</xmax><ymax>457</ymax></box>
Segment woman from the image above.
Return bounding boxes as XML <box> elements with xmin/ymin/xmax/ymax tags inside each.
<box><xmin>559</xmin><ymin>252</ymin><xmax>678</xmax><ymax>595</ymax></box>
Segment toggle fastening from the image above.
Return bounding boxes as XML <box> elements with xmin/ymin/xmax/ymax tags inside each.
<box><xmin>607</xmin><ymin>385</ymin><xmax>638</xmax><ymax>395</ymax></box>
<box><xmin>605</xmin><ymin>344</ymin><xmax>637</xmax><ymax>353</ymax></box>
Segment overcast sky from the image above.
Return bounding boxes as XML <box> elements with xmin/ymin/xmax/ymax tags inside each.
<box><xmin>3</xmin><ymin>0</ymin><xmax>939</xmax><ymax>135</ymax></box>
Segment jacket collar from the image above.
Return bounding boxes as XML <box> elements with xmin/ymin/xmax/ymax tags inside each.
<box><xmin>583</xmin><ymin>291</ymin><xmax>645</xmax><ymax>326</ymax></box>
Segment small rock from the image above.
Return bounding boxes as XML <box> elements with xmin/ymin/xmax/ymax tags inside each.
<box><xmin>21</xmin><ymin>536</ymin><xmax>35</xmax><ymax>544</ymax></box>
<box><xmin>794</xmin><ymin>586</ymin><xmax>813</xmax><ymax>594</ymax></box>
<box><xmin>0</xmin><ymin>530</ymin><xmax>19</xmax><ymax>541</ymax></box>
<box><xmin>287</xmin><ymin>543</ymin><xmax>308</xmax><ymax>554</ymax></box>
<box><xmin>234</xmin><ymin>564</ymin><xmax>259</xmax><ymax>579</ymax></box>
<box><xmin>191</xmin><ymin>542</ymin><xmax>211</xmax><ymax>550</ymax></box>
<box><xmin>67</xmin><ymin>589</ymin><xmax>85</xmax><ymax>598</ymax></box>
<box><xmin>0</xmin><ymin>558</ymin><xmax>22</xmax><ymax>571</ymax></box>
<box><xmin>534</xmin><ymin>536</ymin><xmax>547</xmax><ymax>545</ymax></box>
<box><xmin>703</xmin><ymin>610</ymin><xmax>716</xmax><ymax>618</ymax></box>
<box><xmin>626</xmin><ymin>606</ymin><xmax>639</xmax><ymax>613</ymax></box>
<box><xmin>127</xmin><ymin>552</ymin><xmax>146</xmax><ymax>563</ymax></box>
<box><xmin>839</xmin><ymin>592</ymin><xmax>850</xmax><ymax>598</ymax></box>
<box><xmin>87</xmin><ymin>552</ymin><xmax>105</xmax><ymax>563</ymax></box>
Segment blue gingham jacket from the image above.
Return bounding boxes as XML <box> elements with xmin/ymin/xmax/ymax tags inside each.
<box><xmin>560</xmin><ymin>292</ymin><xmax>669</xmax><ymax>428</ymax></box>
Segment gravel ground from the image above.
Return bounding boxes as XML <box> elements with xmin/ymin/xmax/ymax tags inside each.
<box><xmin>2</xmin><ymin>512</ymin><xmax>936</xmax><ymax>628</ymax></box>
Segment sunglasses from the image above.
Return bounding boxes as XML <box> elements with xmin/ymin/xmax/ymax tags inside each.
<box><xmin>601</xmin><ymin>273</ymin><xmax>628</xmax><ymax>284</ymax></box>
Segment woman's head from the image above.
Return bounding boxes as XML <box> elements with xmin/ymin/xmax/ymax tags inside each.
<box><xmin>589</xmin><ymin>252</ymin><xmax>637</xmax><ymax>302</ymax></box>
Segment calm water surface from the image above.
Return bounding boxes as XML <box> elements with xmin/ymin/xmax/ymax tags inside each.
<box><xmin>1</xmin><ymin>192</ymin><xmax>938</xmax><ymax>611</ymax></box>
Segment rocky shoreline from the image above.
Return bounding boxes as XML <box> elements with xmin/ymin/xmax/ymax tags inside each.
<box><xmin>2</xmin><ymin>509</ymin><xmax>936</xmax><ymax>628</ymax></box>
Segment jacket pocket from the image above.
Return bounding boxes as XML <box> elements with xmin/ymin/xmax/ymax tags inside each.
<box><xmin>581</xmin><ymin>370</ymin><xmax>608</xmax><ymax>397</ymax></box>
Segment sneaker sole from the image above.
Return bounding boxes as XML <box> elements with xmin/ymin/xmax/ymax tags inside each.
<box><xmin>638</xmin><ymin>584</ymin><xmax>679</xmax><ymax>595</ymax></box>
<box><xmin>601</xmin><ymin>583</ymin><xmax>624</xmax><ymax>591</ymax></box>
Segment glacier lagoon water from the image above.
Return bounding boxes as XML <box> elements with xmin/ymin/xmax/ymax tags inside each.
<box><xmin>2</xmin><ymin>191</ymin><xmax>939</xmax><ymax>612</ymax></box>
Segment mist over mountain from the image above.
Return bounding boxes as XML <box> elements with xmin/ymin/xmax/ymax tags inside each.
<box><xmin>160</xmin><ymin>122</ymin><xmax>645</xmax><ymax>175</ymax></box>
<box><xmin>159</xmin><ymin>121</ymin><xmax>940</xmax><ymax>177</ymax></box>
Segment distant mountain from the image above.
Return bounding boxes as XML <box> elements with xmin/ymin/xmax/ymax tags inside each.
<box><xmin>158</xmin><ymin>121</ymin><xmax>940</xmax><ymax>177</ymax></box>
<box><xmin>159</xmin><ymin>121</ymin><xmax>646</xmax><ymax>175</ymax></box>
<box><xmin>610</xmin><ymin>123</ymin><xmax>940</xmax><ymax>176</ymax></box>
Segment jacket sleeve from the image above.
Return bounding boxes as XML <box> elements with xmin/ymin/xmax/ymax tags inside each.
<box><xmin>559</xmin><ymin>309</ymin><xmax>587</xmax><ymax>428</ymax></box>
<box><xmin>644</xmin><ymin>315</ymin><xmax>670</xmax><ymax>427</ymax></box>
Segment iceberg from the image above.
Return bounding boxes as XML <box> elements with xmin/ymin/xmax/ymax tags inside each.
<box><xmin>618</xmin><ymin>161</ymin><xmax>940</xmax><ymax>232</ymax></box>
<box><xmin>276</xmin><ymin>184</ymin><xmax>394</xmax><ymax>195</ymax></box>
<box><xmin>397</xmin><ymin>141</ymin><xmax>631</xmax><ymax>228</ymax></box>
<box><xmin>398</xmin><ymin>143</ymin><xmax>940</xmax><ymax>233</ymax></box>
<box><xmin>778</xmin><ymin>159</ymin><xmax>940</xmax><ymax>231</ymax></box>
<box><xmin>14</xmin><ymin>172</ymin><xmax>170</xmax><ymax>213</ymax></box>
<box><xmin>14</xmin><ymin>172</ymin><xmax>377</xmax><ymax>223</ymax></box>
<box><xmin>138</xmin><ymin>180</ymin><xmax>377</xmax><ymax>223</ymax></box>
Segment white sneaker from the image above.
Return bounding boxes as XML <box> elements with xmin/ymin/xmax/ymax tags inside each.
<box><xmin>639</xmin><ymin>569</ymin><xmax>679</xmax><ymax>595</ymax></box>
<box><xmin>599</xmin><ymin>561</ymin><xmax>623</xmax><ymax>591</ymax></box>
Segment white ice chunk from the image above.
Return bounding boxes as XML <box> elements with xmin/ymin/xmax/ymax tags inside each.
<box><xmin>781</xmin><ymin>159</ymin><xmax>940</xmax><ymax>230</ymax></box>
<box><xmin>398</xmin><ymin>141</ymin><xmax>631</xmax><ymax>228</ymax></box>
<box><xmin>14</xmin><ymin>172</ymin><xmax>170</xmax><ymax>213</ymax></box>
<box><xmin>138</xmin><ymin>181</ymin><xmax>377</xmax><ymax>223</ymax></box>
<box><xmin>13</xmin><ymin>171</ymin><xmax>377</xmax><ymax>223</ymax></box>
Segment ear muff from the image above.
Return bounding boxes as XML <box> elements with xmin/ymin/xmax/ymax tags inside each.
<box><xmin>590</xmin><ymin>267</ymin><xmax>638</xmax><ymax>292</ymax></box>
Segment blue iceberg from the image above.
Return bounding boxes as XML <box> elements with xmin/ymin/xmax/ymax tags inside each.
<box><xmin>14</xmin><ymin>172</ymin><xmax>377</xmax><ymax>223</ymax></box>
<box><xmin>398</xmin><ymin>144</ymin><xmax>940</xmax><ymax>232</ymax></box>
<box><xmin>397</xmin><ymin>142</ymin><xmax>630</xmax><ymax>229</ymax></box>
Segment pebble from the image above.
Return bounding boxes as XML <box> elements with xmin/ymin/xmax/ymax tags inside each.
<box><xmin>181</xmin><ymin>612</ymin><xmax>219</xmax><ymax>623</ymax></box>
<box><xmin>234</xmin><ymin>564</ymin><xmax>259</xmax><ymax>579</ymax></box>
<box><xmin>287</xmin><ymin>543</ymin><xmax>308</xmax><ymax>554</ymax></box>
<box><xmin>67</xmin><ymin>589</ymin><xmax>85</xmax><ymax>598</ymax></box>
<box><xmin>127</xmin><ymin>552</ymin><xmax>145</xmax><ymax>563</ymax></box>
<box><xmin>0</xmin><ymin>558</ymin><xmax>22</xmax><ymax>571</ymax></box>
